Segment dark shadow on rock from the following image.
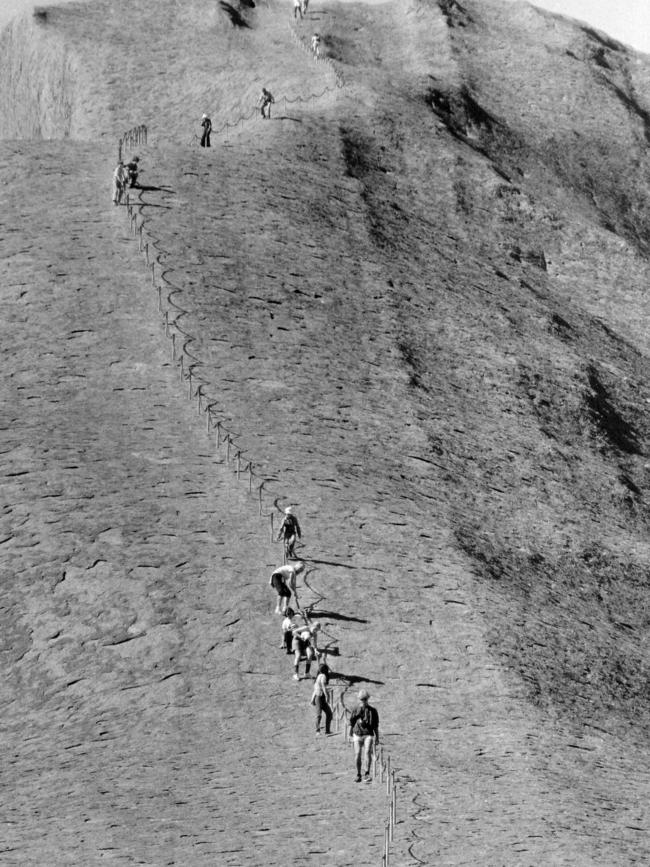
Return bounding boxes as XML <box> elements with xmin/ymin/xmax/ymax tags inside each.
<box><xmin>219</xmin><ymin>1</ymin><xmax>251</xmax><ymax>28</ymax></box>
<box><xmin>276</xmin><ymin>116</ymin><xmax>303</xmax><ymax>123</ymax></box>
<box><xmin>309</xmin><ymin>558</ymin><xmax>357</xmax><ymax>570</ymax></box>
<box><xmin>135</xmin><ymin>184</ymin><xmax>175</xmax><ymax>193</ymax></box>
<box><xmin>331</xmin><ymin>672</ymin><xmax>385</xmax><ymax>686</ymax></box>
<box><xmin>308</xmin><ymin>609</ymin><xmax>368</xmax><ymax>624</ymax></box>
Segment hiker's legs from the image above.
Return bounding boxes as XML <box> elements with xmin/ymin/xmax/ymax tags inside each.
<box><xmin>353</xmin><ymin>735</ymin><xmax>363</xmax><ymax>777</ymax></box>
<box><xmin>323</xmin><ymin>698</ymin><xmax>332</xmax><ymax>733</ymax></box>
<box><xmin>305</xmin><ymin>646</ymin><xmax>315</xmax><ymax>678</ymax></box>
<box><xmin>362</xmin><ymin>736</ymin><xmax>373</xmax><ymax>775</ymax></box>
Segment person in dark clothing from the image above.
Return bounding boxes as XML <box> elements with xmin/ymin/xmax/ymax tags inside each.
<box><xmin>200</xmin><ymin>113</ymin><xmax>212</xmax><ymax>147</ymax></box>
<box><xmin>126</xmin><ymin>156</ymin><xmax>140</xmax><ymax>187</ymax></box>
<box><xmin>349</xmin><ymin>689</ymin><xmax>379</xmax><ymax>782</ymax></box>
<box><xmin>259</xmin><ymin>88</ymin><xmax>275</xmax><ymax>119</ymax></box>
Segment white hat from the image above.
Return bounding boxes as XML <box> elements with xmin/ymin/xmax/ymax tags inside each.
<box><xmin>284</xmin><ymin>506</ymin><xmax>293</xmax><ymax>514</ymax></box>
<box><xmin>202</xmin><ymin>113</ymin><xmax>208</xmax><ymax>119</ymax></box>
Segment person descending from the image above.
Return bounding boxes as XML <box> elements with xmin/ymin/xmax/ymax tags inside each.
<box><xmin>311</xmin><ymin>32</ymin><xmax>320</xmax><ymax>56</ymax></box>
<box><xmin>349</xmin><ymin>689</ymin><xmax>380</xmax><ymax>782</ymax></box>
<box><xmin>126</xmin><ymin>155</ymin><xmax>140</xmax><ymax>188</ymax></box>
<box><xmin>276</xmin><ymin>506</ymin><xmax>301</xmax><ymax>559</ymax></box>
<box><xmin>311</xmin><ymin>662</ymin><xmax>332</xmax><ymax>734</ymax></box>
<box><xmin>200</xmin><ymin>113</ymin><xmax>212</xmax><ymax>147</ymax></box>
<box><xmin>111</xmin><ymin>161</ymin><xmax>129</xmax><ymax>205</ymax></box>
<box><xmin>293</xmin><ymin>0</ymin><xmax>302</xmax><ymax>20</ymax></box>
<box><xmin>259</xmin><ymin>88</ymin><xmax>275</xmax><ymax>119</ymax></box>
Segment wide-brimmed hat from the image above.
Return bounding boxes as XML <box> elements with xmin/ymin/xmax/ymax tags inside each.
<box><xmin>358</xmin><ymin>689</ymin><xmax>370</xmax><ymax>700</ymax></box>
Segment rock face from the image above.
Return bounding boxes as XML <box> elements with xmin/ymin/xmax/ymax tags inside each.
<box><xmin>1</xmin><ymin>0</ymin><xmax>650</xmax><ymax>864</ymax></box>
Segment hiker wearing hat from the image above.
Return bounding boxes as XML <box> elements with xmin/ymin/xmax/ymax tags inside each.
<box><xmin>200</xmin><ymin>113</ymin><xmax>212</xmax><ymax>147</ymax></box>
<box><xmin>349</xmin><ymin>689</ymin><xmax>379</xmax><ymax>782</ymax></box>
<box><xmin>269</xmin><ymin>561</ymin><xmax>305</xmax><ymax>613</ymax></box>
<box><xmin>111</xmin><ymin>160</ymin><xmax>129</xmax><ymax>205</ymax></box>
<box><xmin>126</xmin><ymin>155</ymin><xmax>140</xmax><ymax>188</ymax></box>
<box><xmin>276</xmin><ymin>506</ymin><xmax>301</xmax><ymax>560</ymax></box>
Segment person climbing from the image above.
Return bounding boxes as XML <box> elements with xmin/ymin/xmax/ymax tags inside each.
<box><xmin>270</xmin><ymin>561</ymin><xmax>305</xmax><ymax>611</ymax></box>
<box><xmin>311</xmin><ymin>662</ymin><xmax>332</xmax><ymax>734</ymax></box>
<box><xmin>349</xmin><ymin>689</ymin><xmax>379</xmax><ymax>782</ymax></box>
<box><xmin>126</xmin><ymin>155</ymin><xmax>140</xmax><ymax>188</ymax></box>
<box><xmin>111</xmin><ymin>160</ymin><xmax>129</xmax><ymax>205</ymax></box>
<box><xmin>291</xmin><ymin>622</ymin><xmax>320</xmax><ymax>680</ymax></box>
<box><xmin>200</xmin><ymin>113</ymin><xmax>212</xmax><ymax>147</ymax></box>
<box><xmin>276</xmin><ymin>506</ymin><xmax>301</xmax><ymax>559</ymax></box>
<box><xmin>281</xmin><ymin>607</ymin><xmax>300</xmax><ymax>653</ymax></box>
<box><xmin>310</xmin><ymin>33</ymin><xmax>321</xmax><ymax>57</ymax></box>
<box><xmin>301</xmin><ymin>0</ymin><xmax>309</xmax><ymax>15</ymax></box>
<box><xmin>293</xmin><ymin>0</ymin><xmax>302</xmax><ymax>20</ymax></box>
<box><xmin>259</xmin><ymin>88</ymin><xmax>275</xmax><ymax>119</ymax></box>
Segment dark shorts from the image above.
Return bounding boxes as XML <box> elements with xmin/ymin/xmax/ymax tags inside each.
<box><xmin>271</xmin><ymin>574</ymin><xmax>291</xmax><ymax>597</ymax></box>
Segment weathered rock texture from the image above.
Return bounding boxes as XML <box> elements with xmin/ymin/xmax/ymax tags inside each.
<box><xmin>1</xmin><ymin>0</ymin><xmax>649</xmax><ymax>863</ymax></box>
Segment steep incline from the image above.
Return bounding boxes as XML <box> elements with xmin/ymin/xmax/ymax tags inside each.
<box><xmin>1</xmin><ymin>0</ymin><xmax>650</xmax><ymax>864</ymax></box>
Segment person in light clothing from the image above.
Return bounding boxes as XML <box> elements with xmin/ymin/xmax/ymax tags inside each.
<box><xmin>111</xmin><ymin>161</ymin><xmax>129</xmax><ymax>205</ymax></box>
<box><xmin>311</xmin><ymin>662</ymin><xmax>332</xmax><ymax>734</ymax></box>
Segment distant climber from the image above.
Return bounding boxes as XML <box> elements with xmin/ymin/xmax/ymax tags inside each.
<box><xmin>126</xmin><ymin>156</ymin><xmax>140</xmax><ymax>188</ymax></box>
<box><xmin>281</xmin><ymin>607</ymin><xmax>300</xmax><ymax>653</ymax></box>
<box><xmin>349</xmin><ymin>689</ymin><xmax>379</xmax><ymax>782</ymax></box>
<box><xmin>259</xmin><ymin>88</ymin><xmax>275</xmax><ymax>119</ymax></box>
<box><xmin>301</xmin><ymin>0</ymin><xmax>309</xmax><ymax>15</ymax></box>
<box><xmin>200</xmin><ymin>113</ymin><xmax>212</xmax><ymax>147</ymax></box>
<box><xmin>293</xmin><ymin>0</ymin><xmax>302</xmax><ymax>20</ymax></box>
<box><xmin>276</xmin><ymin>506</ymin><xmax>301</xmax><ymax>559</ymax></box>
<box><xmin>310</xmin><ymin>33</ymin><xmax>321</xmax><ymax>57</ymax></box>
<box><xmin>111</xmin><ymin>161</ymin><xmax>129</xmax><ymax>205</ymax></box>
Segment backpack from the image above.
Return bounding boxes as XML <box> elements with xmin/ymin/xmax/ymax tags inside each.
<box><xmin>354</xmin><ymin>704</ymin><xmax>374</xmax><ymax>735</ymax></box>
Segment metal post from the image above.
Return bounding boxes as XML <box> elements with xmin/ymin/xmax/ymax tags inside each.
<box><xmin>270</xmin><ymin>511</ymin><xmax>274</xmax><ymax>541</ymax></box>
<box><xmin>171</xmin><ymin>332</ymin><xmax>176</xmax><ymax>361</ymax></box>
<box><xmin>138</xmin><ymin>224</ymin><xmax>143</xmax><ymax>251</ymax></box>
<box><xmin>236</xmin><ymin>452</ymin><xmax>241</xmax><ymax>479</ymax></box>
<box><xmin>145</xmin><ymin>242</ymin><xmax>149</xmax><ymax>265</ymax></box>
<box><xmin>158</xmin><ymin>285</ymin><xmax>162</xmax><ymax>313</ymax></box>
<box><xmin>151</xmin><ymin>262</ymin><xmax>155</xmax><ymax>285</ymax></box>
<box><xmin>188</xmin><ymin>369</ymin><xmax>193</xmax><ymax>400</ymax></box>
<box><xmin>164</xmin><ymin>310</ymin><xmax>169</xmax><ymax>337</ymax></box>
<box><xmin>216</xmin><ymin>421</ymin><xmax>221</xmax><ymax>448</ymax></box>
<box><xmin>197</xmin><ymin>385</ymin><xmax>203</xmax><ymax>414</ymax></box>
<box><xmin>248</xmin><ymin>462</ymin><xmax>253</xmax><ymax>492</ymax></box>
<box><xmin>385</xmin><ymin>823</ymin><xmax>390</xmax><ymax>866</ymax></box>
<box><xmin>258</xmin><ymin>481</ymin><xmax>264</xmax><ymax>514</ymax></box>
<box><xmin>206</xmin><ymin>408</ymin><xmax>212</xmax><ymax>433</ymax></box>
<box><xmin>226</xmin><ymin>435</ymin><xmax>231</xmax><ymax>463</ymax></box>
<box><xmin>386</xmin><ymin>756</ymin><xmax>391</xmax><ymax>794</ymax></box>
